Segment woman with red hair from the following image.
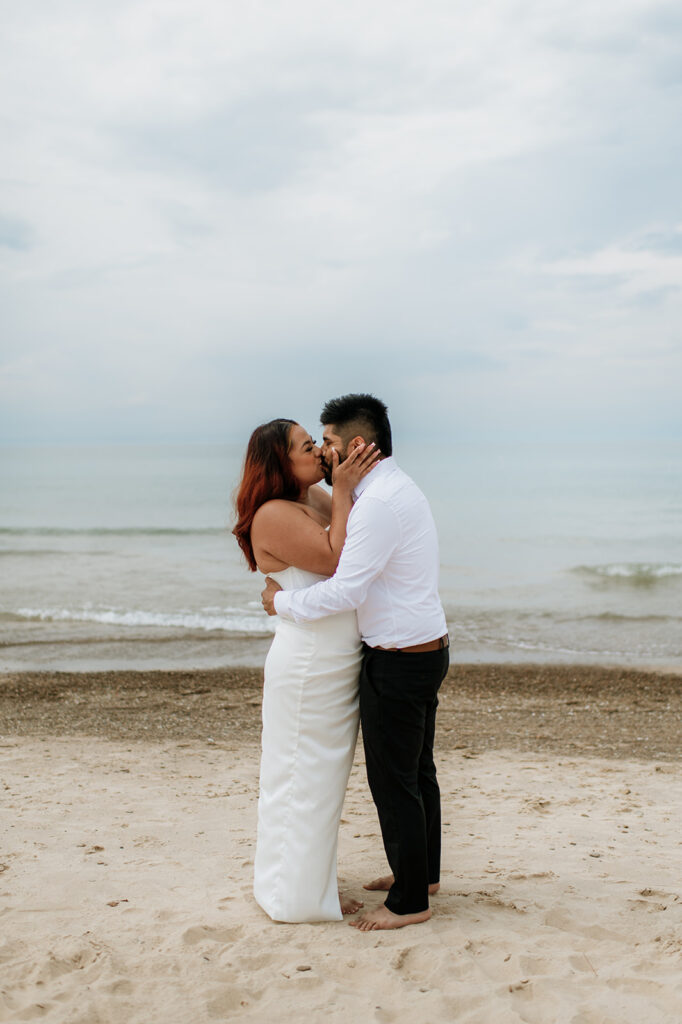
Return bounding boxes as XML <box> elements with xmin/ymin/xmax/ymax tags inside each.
<box><xmin>233</xmin><ymin>418</ymin><xmax>378</xmax><ymax>922</ymax></box>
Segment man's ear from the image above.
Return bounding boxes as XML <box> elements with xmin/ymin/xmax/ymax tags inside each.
<box><xmin>348</xmin><ymin>435</ymin><xmax>366</xmax><ymax>452</ymax></box>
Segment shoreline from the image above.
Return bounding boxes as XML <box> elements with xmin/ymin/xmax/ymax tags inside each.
<box><xmin>2</xmin><ymin>662</ymin><xmax>681</xmax><ymax>761</ymax></box>
<box><xmin>2</xmin><ymin>641</ymin><xmax>680</xmax><ymax>676</ymax></box>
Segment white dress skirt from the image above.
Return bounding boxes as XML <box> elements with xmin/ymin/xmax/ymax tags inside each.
<box><xmin>253</xmin><ymin>566</ymin><xmax>362</xmax><ymax>922</ymax></box>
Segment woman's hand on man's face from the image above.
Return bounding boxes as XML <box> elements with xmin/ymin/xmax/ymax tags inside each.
<box><xmin>331</xmin><ymin>442</ymin><xmax>380</xmax><ymax>490</ymax></box>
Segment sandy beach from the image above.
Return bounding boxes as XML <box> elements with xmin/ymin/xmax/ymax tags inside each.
<box><xmin>1</xmin><ymin>665</ymin><xmax>681</xmax><ymax>1023</ymax></box>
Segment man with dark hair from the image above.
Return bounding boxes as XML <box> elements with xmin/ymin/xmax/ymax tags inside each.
<box><xmin>319</xmin><ymin>394</ymin><xmax>393</xmax><ymax>481</ymax></box>
<box><xmin>261</xmin><ymin>393</ymin><xmax>448</xmax><ymax>931</ymax></box>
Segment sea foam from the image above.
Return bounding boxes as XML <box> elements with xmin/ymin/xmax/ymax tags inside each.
<box><xmin>14</xmin><ymin>606</ymin><xmax>276</xmax><ymax>634</ymax></box>
<box><xmin>572</xmin><ymin>563</ymin><xmax>682</xmax><ymax>586</ymax></box>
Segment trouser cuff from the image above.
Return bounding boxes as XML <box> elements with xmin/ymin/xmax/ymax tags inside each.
<box><xmin>385</xmin><ymin>895</ymin><xmax>429</xmax><ymax>916</ymax></box>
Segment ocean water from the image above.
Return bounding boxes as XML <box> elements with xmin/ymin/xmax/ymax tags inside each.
<box><xmin>1</xmin><ymin>441</ymin><xmax>681</xmax><ymax>672</ymax></box>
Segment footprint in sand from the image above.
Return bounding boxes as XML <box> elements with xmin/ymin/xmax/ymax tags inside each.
<box><xmin>484</xmin><ymin>895</ymin><xmax>526</xmax><ymax>913</ymax></box>
<box><xmin>390</xmin><ymin>946</ymin><xmax>441</xmax><ymax>986</ymax></box>
<box><xmin>507</xmin><ymin>978</ymin><xmax>532</xmax><ymax>998</ymax></box>
<box><xmin>182</xmin><ymin>924</ymin><xmax>244</xmax><ymax>946</ymax></box>
<box><xmin>523</xmin><ymin>797</ymin><xmax>552</xmax><ymax>813</ymax></box>
<box><xmin>235</xmin><ymin>952</ymin><xmax>276</xmax><ymax>970</ymax></box>
<box><xmin>132</xmin><ymin>836</ymin><xmax>165</xmax><ymax>849</ymax></box>
<box><xmin>627</xmin><ymin>898</ymin><xmax>669</xmax><ymax>912</ymax></box>
<box><xmin>544</xmin><ymin>908</ymin><xmax>622</xmax><ymax>942</ymax></box>
<box><xmin>374</xmin><ymin>1008</ymin><xmax>397</xmax><ymax>1023</ymax></box>
<box><xmin>519</xmin><ymin>955</ymin><xmax>553</xmax><ymax>975</ymax></box>
<box><xmin>32</xmin><ymin>940</ymin><xmax>105</xmax><ymax>986</ymax></box>
<box><xmin>206</xmin><ymin>983</ymin><xmax>265</xmax><ymax>1018</ymax></box>
<box><xmin>569</xmin><ymin>953</ymin><xmax>599</xmax><ymax>975</ymax></box>
<box><xmin>507</xmin><ymin>871</ymin><xmax>557</xmax><ymax>881</ymax></box>
<box><xmin>608</xmin><ymin>976</ymin><xmax>668</xmax><ymax>997</ymax></box>
<box><xmin>390</xmin><ymin>947</ymin><xmax>413</xmax><ymax>971</ymax></box>
<box><xmin>639</xmin><ymin>887</ymin><xmax>677</xmax><ymax>900</ymax></box>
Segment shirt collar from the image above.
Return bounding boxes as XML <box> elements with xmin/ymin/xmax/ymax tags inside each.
<box><xmin>353</xmin><ymin>455</ymin><xmax>395</xmax><ymax>500</ymax></box>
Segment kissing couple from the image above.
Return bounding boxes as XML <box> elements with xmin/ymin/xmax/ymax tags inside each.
<box><xmin>233</xmin><ymin>394</ymin><xmax>449</xmax><ymax>931</ymax></box>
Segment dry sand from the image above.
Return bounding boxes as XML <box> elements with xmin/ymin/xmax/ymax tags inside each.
<box><xmin>1</xmin><ymin>665</ymin><xmax>681</xmax><ymax>1023</ymax></box>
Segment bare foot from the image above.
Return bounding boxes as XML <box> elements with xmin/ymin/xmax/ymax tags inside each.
<box><xmin>349</xmin><ymin>905</ymin><xmax>432</xmax><ymax>931</ymax></box>
<box><xmin>339</xmin><ymin>890</ymin><xmax>364</xmax><ymax>915</ymax></box>
<box><xmin>363</xmin><ymin>874</ymin><xmax>441</xmax><ymax>896</ymax></box>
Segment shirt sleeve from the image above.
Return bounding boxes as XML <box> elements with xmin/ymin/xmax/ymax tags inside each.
<box><xmin>273</xmin><ymin>496</ymin><xmax>400</xmax><ymax>622</ymax></box>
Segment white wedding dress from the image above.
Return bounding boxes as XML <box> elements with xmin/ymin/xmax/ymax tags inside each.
<box><xmin>253</xmin><ymin>565</ymin><xmax>362</xmax><ymax>922</ymax></box>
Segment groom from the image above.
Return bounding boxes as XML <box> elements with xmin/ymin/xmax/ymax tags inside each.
<box><xmin>261</xmin><ymin>393</ymin><xmax>449</xmax><ymax>931</ymax></box>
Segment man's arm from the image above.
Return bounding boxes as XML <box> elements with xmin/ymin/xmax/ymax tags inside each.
<box><xmin>263</xmin><ymin>497</ymin><xmax>400</xmax><ymax>621</ymax></box>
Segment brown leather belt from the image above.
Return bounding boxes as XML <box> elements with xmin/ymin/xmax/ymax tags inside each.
<box><xmin>373</xmin><ymin>634</ymin><xmax>449</xmax><ymax>654</ymax></box>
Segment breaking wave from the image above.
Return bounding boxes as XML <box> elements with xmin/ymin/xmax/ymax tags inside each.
<box><xmin>9</xmin><ymin>605</ymin><xmax>275</xmax><ymax>634</ymax></box>
<box><xmin>0</xmin><ymin>526</ymin><xmax>224</xmax><ymax>537</ymax></box>
<box><xmin>572</xmin><ymin>563</ymin><xmax>682</xmax><ymax>587</ymax></box>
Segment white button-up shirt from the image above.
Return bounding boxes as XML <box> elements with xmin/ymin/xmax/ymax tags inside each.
<box><xmin>274</xmin><ymin>456</ymin><xmax>447</xmax><ymax>647</ymax></box>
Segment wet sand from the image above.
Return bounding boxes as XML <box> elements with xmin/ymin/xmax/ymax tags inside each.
<box><xmin>1</xmin><ymin>663</ymin><xmax>681</xmax><ymax>760</ymax></box>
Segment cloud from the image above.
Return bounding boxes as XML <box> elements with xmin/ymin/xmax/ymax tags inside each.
<box><xmin>545</xmin><ymin>235</ymin><xmax>682</xmax><ymax>295</ymax></box>
<box><xmin>0</xmin><ymin>214</ymin><xmax>34</xmax><ymax>251</ymax></box>
<box><xmin>1</xmin><ymin>0</ymin><xmax>681</xmax><ymax>441</ymax></box>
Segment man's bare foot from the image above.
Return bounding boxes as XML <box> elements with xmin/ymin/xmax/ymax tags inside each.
<box><xmin>339</xmin><ymin>891</ymin><xmax>364</xmax><ymax>915</ymax></box>
<box><xmin>363</xmin><ymin>874</ymin><xmax>440</xmax><ymax>896</ymax></box>
<box><xmin>349</xmin><ymin>905</ymin><xmax>432</xmax><ymax>931</ymax></box>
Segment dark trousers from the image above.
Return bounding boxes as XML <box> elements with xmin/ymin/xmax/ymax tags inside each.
<box><xmin>359</xmin><ymin>644</ymin><xmax>449</xmax><ymax>915</ymax></box>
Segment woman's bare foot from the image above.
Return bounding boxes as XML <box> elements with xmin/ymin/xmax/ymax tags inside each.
<box><xmin>339</xmin><ymin>890</ymin><xmax>364</xmax><ymax>915</ymax></box>
<box><xmin>363</xmin><ymin>874</ymin><xmax>440</xmax><ymax>896</ymax></box>
<box><xmin>349</xmin><ymin>905</ymin><xmax>431</xmax><ymax>931</ymax></box>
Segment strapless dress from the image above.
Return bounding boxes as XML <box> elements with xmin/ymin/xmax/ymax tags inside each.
<box><xmin>253</xmin><ymin>565</ymin><xmax>362</xmax><ymax>922</ymax></box>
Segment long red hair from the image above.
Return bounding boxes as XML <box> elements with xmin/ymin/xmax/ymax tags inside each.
<box><xmin>232</xmin><ymin>418</ymin><xmax>299</xmax><ymax>571</ymax></box>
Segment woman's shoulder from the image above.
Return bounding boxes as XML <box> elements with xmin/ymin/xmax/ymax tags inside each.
<box><xmin>252</xmin><ymin>498</ymin><xmax>299</xmax><ymax>525</ymax></box>
<box><xmin>253</xmin><ymin>493</ymin><xmax>331</xmax><ymax>531</ymax></box>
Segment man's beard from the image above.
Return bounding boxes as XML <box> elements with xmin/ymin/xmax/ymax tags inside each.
<box><xmin>322</xmin><ymin>448</ymin><xmax>346</xmax><ymax>486</ymax></box>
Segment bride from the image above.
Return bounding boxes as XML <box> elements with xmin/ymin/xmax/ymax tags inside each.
<box><xmin>233</xmin><ymin>418</ymin><xmax>379</xmax><ymax>922</ymax></box>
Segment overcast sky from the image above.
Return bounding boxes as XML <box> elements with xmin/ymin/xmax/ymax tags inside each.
<box><xmin>2</xmin><ymin>0</ymin><xmax>682</xmax><ymax>445</ymax></box>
